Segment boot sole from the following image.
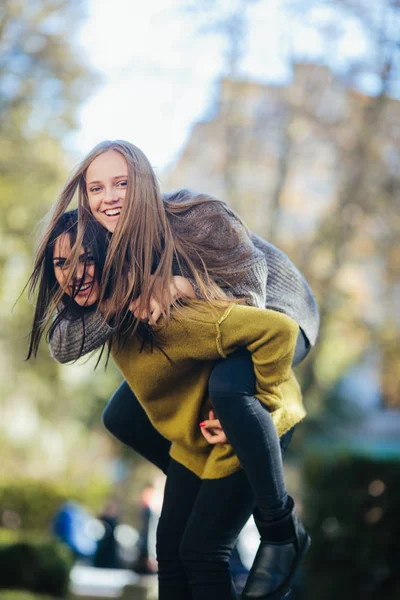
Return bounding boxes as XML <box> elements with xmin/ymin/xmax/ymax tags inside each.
<box><xmin>241</xmin><ymin>534</ymin><xmax>311</xmax><ymax>600</ymax></box>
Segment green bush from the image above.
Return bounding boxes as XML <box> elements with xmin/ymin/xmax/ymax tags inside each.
<box><xmin>0</xmin><ymin>532</ymin><xmax>74</xmax><ymax>597</ymax></box>
<box><xmin>302</xmin><ymin>453</ymin><xmax>400</xmax><ymax>600</ymax></box>
<box><xmin>0</xmin><ymin>479</ymin><xmax>110</xmax><ymax>532</ymax></box>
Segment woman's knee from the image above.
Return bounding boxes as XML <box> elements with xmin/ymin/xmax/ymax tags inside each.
<box><xmin>178</xmin><ymin>539</ymin><xmax>232</xmax><ymax>584</ymax></box>
<box><xmin>179</xmin><ymin>537</ymin><xmax>229</xmax><ymax>572</ymax></box>
<box><xmin>293</xmin><ymin>329</ymin><xmax>311</xmax><ymax>367</ymax></box>
<box><xmin>102</xmin><ymin>380</ymin><xmax>135</xmax><ymax>435</ymax></box>
<box><xmin>209</xmin><ymin>349</ymin><xmax>256</xmax><ymax>412</ymax></box>
<box><xmin>156</xmin><ymin>518</ymin><xmax>181</xmax><ymax>566</ymax></box>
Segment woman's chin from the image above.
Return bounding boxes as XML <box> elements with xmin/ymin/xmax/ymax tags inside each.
<box><xmin>75</xmin><ymin>297</ymin><xmax>97</xmax><ymax>307</ymax></box>
<box><xmin>73</xmin><ymin>286</ymin><xmax>99</xmax><ymax>307</ymax></box>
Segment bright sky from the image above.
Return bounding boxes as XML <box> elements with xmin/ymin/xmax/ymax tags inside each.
<box><xmin>74</xmin><ymin>0</ymin><xmax>370</xmax><ymax>173</ymax></box>
<box><xmin>75</xmin><ymin>0</ymin><xmax>225</xmax><ymax>173</ymax></box>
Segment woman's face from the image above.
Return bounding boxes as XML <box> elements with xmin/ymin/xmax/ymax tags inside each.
<box><xmin>53</xmin><ymin>234</ymin><xmax>99</xmax><ymax>307</ymax></box>
<box><xmin>85</xmin><ymin>149</ymin><xmax>128</xmax><ymax>232</ymax></box>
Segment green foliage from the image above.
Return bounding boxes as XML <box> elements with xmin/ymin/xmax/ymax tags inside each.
<box><xmin>0</xmin><ymin>479</ymin><xmax>111</xmax><ymax>532</ymax></box>
<box><xmin>0</xmin><ymin>0</ymin><xmax>94</xmax><ymax>137</ymax></box>
<box><xmin>0</xmin><ymin>0</ymin><xmax>93</xmax><ymax>387</ymax></box>
<box><xmin>303</xmin><ymin>453</ymin><xmax>400</xmax><ymax>600</ymax></box>
<box><xmin>0</xmin><ymin>0</ymin><xmax>126</xmax><ymax>486</ymax></box>
<box><xmin>0</xmin><ymin>531</ymin><xmax>73</xmax><ymax>597</ymax></box>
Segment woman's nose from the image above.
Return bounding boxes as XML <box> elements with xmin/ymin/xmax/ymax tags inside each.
<box><xmin>104</xmin><ymin>186</ymin><xmax>119</xmax><ymax>204</ymax></box>
<box><xmin>75</xmin><ymin>263</ymin><xmax>85</xmax><ymax>280</ymax></box>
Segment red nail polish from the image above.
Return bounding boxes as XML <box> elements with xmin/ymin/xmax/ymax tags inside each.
<box><xmin>199</xmin><ymin>422</ymin><xmax>206</xmax><ymax>427</ymax></box>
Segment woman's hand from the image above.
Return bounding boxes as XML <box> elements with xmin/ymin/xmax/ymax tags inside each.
<box><xmin>200</xmin><ymin>410</ymin><xmax>228</xmax><ymax>445</ymax></box>
<box><xmin>130</xmin><ymin>276</ymin><xmax>196</xmax><ymax>325</ymax></box>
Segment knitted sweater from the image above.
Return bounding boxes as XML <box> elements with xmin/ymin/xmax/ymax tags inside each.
<box><xmin>112</xmin><ymin>302</ymin><xmax>305</xmax><ymax>479</ymax></box>
<box><xmin>50</xmin><ymin>197</ymin><xmax>319</xmax><ymax>363</ymax></box>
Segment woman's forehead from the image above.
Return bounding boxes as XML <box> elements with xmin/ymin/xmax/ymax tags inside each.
<box><xmin>54</xmin><ymin>233</ymin><xmax>72</xmax><ymax>257</ymax></box>
<box><xmin>53</xmin><ymin>234</ymin><xmax>92</xmax><ymax>259</ymax></box>
<box><xmin>86</xmin><ymin>149</ymin><xmax>128</xmax><ymax>183</ymax></box>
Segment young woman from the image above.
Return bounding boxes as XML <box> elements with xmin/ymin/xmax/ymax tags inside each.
<box><xmin>27</xmin><ymin>208</ymin><xmax>108</xmax><ymax>359</ymax></box>
<box><xmin>30</xmin><ymin>141</ymin><xmax>319</xmax><ymax>599</ymax></box>
<box><xmin>30</xmin><ymin>208</ymin><xmax>307</xmax><ymax>600</ymax></box>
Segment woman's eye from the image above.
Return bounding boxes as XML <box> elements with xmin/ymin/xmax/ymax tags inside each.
<box><xmin>90</xmin><ymin>186</ymin><xmax>101</xmax><ymax>193</ymax></box>
<box><xmin>118</xmin><ymin>180</ymin><xmax>127</xmax><ymax>187</ymax></box>
<box><xmin>55</xmin><ymin>260</ymin><xmax>66</xmax><ymax>268</ymax></box>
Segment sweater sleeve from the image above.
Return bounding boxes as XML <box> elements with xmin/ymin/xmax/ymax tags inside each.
<box><xmin>251</xmin><ymin>233</ymin><xmax>320</xmax><ymax>346</ymax></box>
<box><xmin>49</xmin><ymin>310</ymin><xmax>114</xmax><ymax>363</ymax></box>
<box><xmin>217</xmin><ymin>305</ymin><xmax>299</xmax><ymax>412</ymax></box>
<box><xmin>176</xmin><ymin>201</ymin><xmax>268</xmax><ymax>308</ymax></box>
<box><xmin>226</xmin><ymin>255</ymin><xmax>267</xmax><ymax>309</ymax></box>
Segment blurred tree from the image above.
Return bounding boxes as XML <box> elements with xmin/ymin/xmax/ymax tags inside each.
<box><xmin>0</xmin><ymin>0</ymin><xmax>93</xmax><ymax>369</ymax></box>
<box><xmin>282</xmin><ymin>0</ymin><xmax>400</xmax><ymax>410</ymax></box>
<box><xmin>0</xmin><ymin>0</ymin><xmax>123</xmax><ymax>483</ymax></box>
<box><xmin>176</xmin><ymin>0</ymin><xmax>400</xmax><ymax>414</ymax></box>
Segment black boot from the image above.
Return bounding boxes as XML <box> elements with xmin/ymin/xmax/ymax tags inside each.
<box><xmin>241</xmin><ymin>497</ymin><xmax>310</xmax><ymax>600</ymax></box>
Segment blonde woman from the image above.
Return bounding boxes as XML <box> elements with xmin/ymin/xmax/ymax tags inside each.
<box><xmin>31</xmin><ymin>141</ymin><xmax>319</xmax><ymax>599</ymax></box>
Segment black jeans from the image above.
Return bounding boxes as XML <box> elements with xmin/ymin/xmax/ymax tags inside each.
<box><xmin>157</xmin><ymin>427</ymin><xmax>294</xmax><ymax>600</ymax></box>
<box><xmin>209</xmin><ymin>348</ymin><xmax>296</xmax><ymax>520</ymax></box>
<box><xmin>208</xmin><ymin>327</ymin><xmax>308</xmax><ymax>511</ymax></box>
<box><xmin>103</xmin><ymin>389</ymin><xmax>172</xmax><ymax>474</ymax></box>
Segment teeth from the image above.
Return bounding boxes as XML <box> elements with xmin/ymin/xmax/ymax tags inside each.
<box><xmin>77</xmin><ymin>283</ymin><xmax>92</xmax><ymax>291</ymax></box>
<box><xmin>104</xmin><ymin>208</ymin><xmax>121</xmax><ymax>216</ymax></box>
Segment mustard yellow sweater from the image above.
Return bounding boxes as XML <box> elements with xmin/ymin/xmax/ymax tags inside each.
<box><xmin>112</xmin><ymin>302</ymin><xmax>306</xmax><ymax>479</ymax></box>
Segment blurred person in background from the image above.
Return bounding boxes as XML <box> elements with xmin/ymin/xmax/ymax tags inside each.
<box><xmin>52</xmin><ymin>500</ymin><xmax>98</xmax><ymax>561</ymax></box>
<box><xmin>94</xmin><ymin>499</ymin><xmax>121</xmax><ymax>569</ymax></box>
<box><xmin>28</xmin><ymin>141</ymin><xmax>320</xmax><ymax>599</ymax></box>
<box><xmin>132</xmin><ymin>483</ymin><xmax>160</xmax><ymax>575</ymax></box>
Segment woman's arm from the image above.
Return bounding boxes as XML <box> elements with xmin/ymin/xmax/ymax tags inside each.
<box><xmin>50</xmin><ymin>275</ymin><xmax>196</xmax><ymax>362</ymax></box>
<box><xmin>217</xmin><ymin>305</ymin><xmax>299</xmax><ymax>412</ymax></box>
<box><xmin>130</xmin><ymin>276</ymin><xmax>196</xmax><ymax>324</ymax></box>
<box><xmin>251</xmin><ymin>233</ymin><xmax>320</xmax><ymax>346</ymax></box>
<box><xmin>172</xmin><ymin>200</ymin><xmax>268</xmax><ymax>308</ymax></box>
<box><xmin>49</xmin><ymin>310</ymin><xmax>113</xmax><ymax>363</ymax></box>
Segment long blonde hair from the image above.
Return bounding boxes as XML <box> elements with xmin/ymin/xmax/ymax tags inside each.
<box><xmin>32</xmin><ymin>140</ymin><xmax>252</xmax><ymax>348</ymax></box>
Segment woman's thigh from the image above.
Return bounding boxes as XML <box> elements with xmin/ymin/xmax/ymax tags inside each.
<box><xmin>292</xmin><ymin>328</ymin><xmax>310</xmax><ymax>367</ymax></box>
<box><xmin>102</xmin><ymin>380</ymin><xmax>171</xmax><ymax>474</ymax></box>
<box><xmin>156</xmin><ymin>459</ymin><xmax>202</xmax><ymax>560</ymax></box>
<box><xmin>209</xmin><ymin>328</ymin><xmax>309</xmax><ymax>402</ymax></box>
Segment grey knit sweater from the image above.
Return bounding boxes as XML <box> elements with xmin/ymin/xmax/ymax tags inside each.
<box><xmin>50</xmin><ymin>197</ymin><xmax>319</xmax><ymax>363</ymax></box>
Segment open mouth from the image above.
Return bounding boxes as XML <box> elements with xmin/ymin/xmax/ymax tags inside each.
<box><xmin>71</xmin><ymin>281</ymin><xmax>94</xmax><ymax>296</ymax></box>
<box><xmin>103</xmin><ymin>208</ymin><xmax>122</xmax><ymax>217</ymax></box>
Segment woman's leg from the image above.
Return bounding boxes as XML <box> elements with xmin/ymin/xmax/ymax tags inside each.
<box><xmin>156</xmin><ymin>460</ymin><xmax>254</xmax><ymax>600</ymax></box>
<box><xmin>179</xmin><ymin>469</ymin><xmax>254</xmax><ymax>600</ymax></box>
<box><xmin>292</xmin><ymin>328</ymin><xmax>310</xmax><ymax>367</ymax></box>
<box><xmin>156</xmin><ymin>459</ymin><xmax>202</xmax><ymax>600</ymax></box>
<box><xmin>209</xmin><ymin>348</ymin><xmax>291</xmax><ymax>520</ymax></box>
<box><xmin>208</xmin><ymin>331</ymin><xmax>310</xmax><ymax>599</ymax></box>
<box><xmin>102</xmin><ymin>381</ymin><xmax>171</xmax><ymax>474</ymax></box>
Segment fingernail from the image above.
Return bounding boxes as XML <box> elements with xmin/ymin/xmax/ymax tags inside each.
<box><xmin>199</xmin><ymin>422</ymin><xmax>206</xmax><ymax>427</ymax></box>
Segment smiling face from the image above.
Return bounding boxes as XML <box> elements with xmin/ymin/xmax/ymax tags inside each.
<box><xmin>85</xmin><ymin>149</ymin><xmax>128</xmax><ymax>232</ymax></box>
<box><xmin>53</xmin><ymin>234</ymin><xmax>100</xmax><ymax>307</ymax></box>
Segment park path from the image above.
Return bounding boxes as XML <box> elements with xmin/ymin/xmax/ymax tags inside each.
<box><xmin>69</xmin><ymin>565</ymin><xmax>157</xmax><ymax>600</ymax></box>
